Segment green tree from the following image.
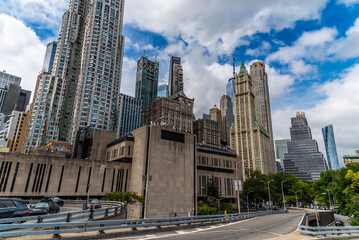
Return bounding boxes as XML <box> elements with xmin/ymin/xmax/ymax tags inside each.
<box><xmin>197</xmin><ymin>200</ymin><xmax>217</xmax><ymax>215</ymax></box>
<box><xmin>102</xmin><ymin>191</ymin><xmax>144</xmax><ymax>204</ymax></box>
<box><xmin>207</xmin><ymin>176</ymin><xmax>220</xmax><ymax>199</ymax></box>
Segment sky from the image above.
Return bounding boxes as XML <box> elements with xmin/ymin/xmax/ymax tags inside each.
<box><xmin>1</xmin><ymin>0</ymin><xmax>359</xmax><ymax>167</ymax></box>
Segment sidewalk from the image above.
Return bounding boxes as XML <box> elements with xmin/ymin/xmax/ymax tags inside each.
<box><xmin>267</xmin><ymin>228</ymin><xmax>316</xmax><ymax>240</ymax></box>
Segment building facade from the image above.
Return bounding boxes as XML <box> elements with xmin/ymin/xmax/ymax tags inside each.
<box><xmin>0</xmin><ymin>84</ymin><xmax>31</xmax><ymax>116</ymax></box>
<box><xmin>231</xmin><ymin>62</ymin><xmax>275</xmax><ymax>177</ymax></box>
<box><xmin>283</xmin><ymin>113</ymin><xmax>327</xmax><ymax>182</ymax></box>
<box><xmin>168</xmin><ymin>56</ymin><xmax>183</xmax><ymax>96</ymax></box>
<box><xmin>135</xmin><ymin>55</ymin><xmax>159</xmax><ymax>108</ymax></box>
<box><xmin>226</xmin><ymin>77</ymin><xmax>235</xmax><ymax>112</ymax></box>
<box><xmin>220</xmin><ymin>95</ymin><xmax>234</xmax><ymax>145</ymax></box>
<box><xmin>209</xmin><ymin>105</ymin><xmax>226</xmax><ymax>147</ymax></box>
<box><xmin>322</xmin><ymin>125</ymin><xmax>340</xmax><ymax>170</ymax></box>
<box><xmin>117</xmin><ymin>93</ymin><xmax>143</xmax><ymax>137</ymax></box>
<box><xmin>0</xmin><ymin>71</ymin><xmax>21</xmax><ymax>88</ymax></box>
<box><xmin>41</xmin><ymin>41</ymin><xmax>57</xmax><ymax>73</ymax></box>
<box><xmin>27</xmin><ymin>0</ymin><xmax>126</xmax><ymax>149</ymax></box>
<box><xmin>157</xmin><ymin>84</ymin><xmax>168</xmax><ymax>98</ymax></box>
<box><xmin>143</xmin><ymin>92</ymin><xmax>194</xmax><ymax>134</ymax></box>
<box><xmin>344</xmin><ymin>150</ymin><xmax>359</xmax><ymax>166</ymax></box>
<box><xmin>193</xmin><ymin>118</ymin><xmax>220</xmax><ymax>148</ymax></box>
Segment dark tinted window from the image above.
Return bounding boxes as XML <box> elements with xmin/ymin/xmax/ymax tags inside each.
<box><xmin>13</xmin><ymin>200</ymin><xmax>26</xmax><ymax>207</ymax></box>
<box><xmin>2</xmin><ymin>200</ymin><xmax>16</xmax><ymax>208</ymax></box>
<box><xmin>0</xmin><ymin>202</ymin><xmax>6</xmax><ymax>208</ymax></box>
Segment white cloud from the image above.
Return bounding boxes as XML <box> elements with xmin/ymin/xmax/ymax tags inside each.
<box><xmin>120</xmin><ymin>57</ymin><xmax>138</xmax><ymax>97</ymax></box>
<box><xmin>337</xmin><ymin>0</ymin><xmax>359</xmax><ymax>6</ymax></box>
<box><xmin>0</xmin><ymin>14</ymin><xmax>45</xmax><ymax>94</ymax></box>
<box><xmin>246</xmin><ymin>42</ymin><xmax>271</xmax><ymax>56</ymax></box>
<box><xmin>272</xmin><ymin>64</ymin><xmax>359</xmax><ymax>167</ymax></box>
<box><xmin>124</xmin><ymin>0</ymin><xmax>328</xmax><ymax>55</ymax></box>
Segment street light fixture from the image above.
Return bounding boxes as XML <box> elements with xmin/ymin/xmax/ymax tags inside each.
<box><xmin>267</xmin><ymin>180</ymin><xmax>274</xmax><ymax>211</ymax></box>
<box><xmin>320</xmin><ymin>187</ymin><xmax>332</xmax><ymax>209</ymax></box>
<box><xmin>289</xmin><ymin>190</ymin><xmax>302</xmax><ymax>208</ymax></box>
<box><xmin>281</xmin><ymin>180</ymin><xmax>287</xmax><ymax>210</ymax></box>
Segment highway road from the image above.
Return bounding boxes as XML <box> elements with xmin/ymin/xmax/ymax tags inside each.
<box><xmin>116</xmin><ymin>212</ymin><xmax>303</xmax><ymax>240</ymax></box>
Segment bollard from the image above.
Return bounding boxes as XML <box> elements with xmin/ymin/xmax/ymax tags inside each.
<box><xmin>66</xmin><ymin>212</ymin><xmax>72</xmax><ymax>222</ymax></box>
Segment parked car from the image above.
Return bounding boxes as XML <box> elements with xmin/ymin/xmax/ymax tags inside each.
<box><xmin>41</xmin><ymin>197</ymin><xmax>64</xmax><ymax>206</ymax></box>
<box><xmin>28</xmin><ymin>202</ymin><xmax>60</xmax><ymax>216</ymax></box>
<box><xmin>0</xmin><ymin>198</ymin><xmax>29</xmax><ymax>219</ymax></box>
<box><xmin>335</xmin><ymin>220</ymin><xmax>345</xmax><ymax>226</ymax></box>
<box><xmin>83</xmin><ymin>199</ymin><xmax>102</xmax><ymax>210</ymax></box>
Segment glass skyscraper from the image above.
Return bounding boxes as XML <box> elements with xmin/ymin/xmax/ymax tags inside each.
<box><xmin>157</xmin><ymin>84</ymin><xmax>168</xmax><ymax>98</ymax></box>
<box><xmin>226</xmin><ymin>77</ymin><xmax>235</xmax><ymax>110</ymax></box>
<box><xmin>117</xmin><ymin>94</ymin><xmax>143</xmax><ymax>137</ymax></box>
<box><xmin>41</xmin><ymin>41</ymin><xmax>57</xmax><ymax>73</ymax></box>
<box><xmin>322</xmin><ymin>125</ymin><xmax>340</xmax><ymax>170</ymax></box>
<box><xmin>0</xmin><ymin>71</ymin><xmax>21</xmax><ymax>88</ymax></box>
<box><xmin>283</xmin><ymin>113</ymin><xmax>327</xmax><ymax>181</ymax></box>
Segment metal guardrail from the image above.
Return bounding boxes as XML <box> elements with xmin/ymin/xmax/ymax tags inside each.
<box><xmin>0</xmin><ymin>210</ymin><xmax>285</xmax><ymax>238</ymax></box>
<box><xmin>0</xmin><ymin>204</ymin><xmax>126</xmax><ymax>224</ymax></box>
<box><xmin>298</xmin><ymin>213</ymin><xmax>359</xmax><ymax>236</ymax></box>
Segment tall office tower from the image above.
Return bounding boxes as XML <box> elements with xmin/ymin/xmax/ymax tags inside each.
<box><xmin>41</xmin><ymin>41</ymin><xmax>57</xmax><ymax>73</ymax></box>
<box><xmin>157</xmin><ymin>84</ymin><xmax>168</xmax><ymax>98</ymax></box>
<box><xmin>117</xmin><ymin>93</ymin><xmax>143</xmax><ymax>137</ymax></box>
<box><xmin>0</xmin><ymin>84</ymin><xmax>31</xmax><ymax>115</ymax></box>
<box><xmin>220</xmin><ymin>95</ymin><xmax>234</xmax><ymax>145</ymax></box>
<box><xmin>27</xmin><ymin>0</ymin><xmax>126</xmax><ymax>149</ymax></box>
<box><xmin>0</xmin><ymin>70</ymin><xmax>21</xmax><ymax>88</ymax></box>
<box><xmin>168</xmin><ymin>56</ymin><xmax>183</xmax><ymax>96</ymax></box>
<box><xmin>135</xmin><ymin>55</ymin><xmax>159</xmax><ymax>108</ymax></box>
<box><xmin>322</xmin><ymin>125</ymin><xmax>340</xmax><ymax>170</ymax></box>
<box><xmin>232</xmin><ymin>62</ymin><xmax>275</xmax><ymax>177</ymax></box>
<box><xmin>143</xmin><ymin>92</ymin><xmax>194</xmax><ymax>133</ymax></box>
<box><xmin>226</xmin><ymin>77</ymin><xmax>235</xmax><ymax>110</ymax></box>
<box><xmin>209</xmin><ymin>105</ymin><xmax>226</xmax><ymax>147</ymax></box>
<box><xmin>193</xmin><ymin>118</ymin><xmax>220</xmax><ymax>148</ymax></box>
<box><xmin>275</xmin><ymin>139</ymin><xmax>290</xmax><ymax>161</ymax></box>
<box><xmin>283</xmin><ymin>112</ymin><xmax>327</xmax><ymax>182</ymax></box>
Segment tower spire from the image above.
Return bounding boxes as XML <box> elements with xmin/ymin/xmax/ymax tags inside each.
<box><xmin>232</xmin><ymin>52</ymin><xmax>235</xmax><ymax>79</ymax></box>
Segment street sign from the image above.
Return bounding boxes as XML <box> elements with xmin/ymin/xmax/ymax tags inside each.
<box><xmin>235</xmin><ymin>180</ymin><xmax>242</xmax><ymax>191</ymax></box>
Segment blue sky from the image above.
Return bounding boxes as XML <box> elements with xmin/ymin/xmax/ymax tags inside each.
<box><xmin>1</xmin><ymin>0</ymin><xmax>359</xmax><ymax>165</ymax></box>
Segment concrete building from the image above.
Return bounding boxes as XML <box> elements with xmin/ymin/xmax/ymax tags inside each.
<box><xmin>210</xmin><ymin>105</ymin><xmax>226</xmax><ymax>147</ymax></box>
<box><xmin>193</xmin><ymin>118</ymin><xmax>220</xmax><ymax>148</ymax></box>
<box><xmin>322</xmin><ymin>125</ymin><xmax>340</xmax><ymax>170</ymax></box>
<box><xmin>0</xmin><ymin>70</ymin><xmax>21</xmax><ymax>88</ymax></box>
<box><xmin>0</xmin><ymin>84</ymin><xmax>31</xmax><ymax>116</ymax></box>
<box><xmin>135</xmin><ymin>55</ymin><xmax>159</xmax><ymax>108</ymax></box>
<box><xmin>168</xmin><ymin>56</ymin><xmax>183</xmax><ymax>96</ymax></box>
<box><xmin>197</xmin><ymin>145</ymin><xmax>239</xmax><ymax>205</ymax></box>
<box><xmin>41</xmin><ymin>41</ymin><xmax>57</xmax><ymax>73</ymax></box>
<box><xmin>343</xmin><ymin>150</ymin><xmax>359</xmax><ymax>166</ymax></box>
<box><xmin>231</xmin><ymin>62</ymin><xmax>275</xmax><ymax>177</ymax></box>
<box><xmin>117</xmin><ymin>94</ymin><xmax>143</xmax><ymax>137</ymax></box>
<box><xmin>283</xmin><ymin>112</ymin><xmax>327</xmax><ymax>182</ymax></box>
<box><xmin>8</xmin><ymin>112</ymin><xmax>29</xmax><ymax>153</ymax></box>
<box><xmin>220</xmin><ymin>95</ymin><xmax>234</xmax><ymax>145</ymax></box>
<box><xmin>143</xmin><ymin>91</ymin><xmax>194</xmax><ymax>134</ymax></box>
<box><xmin>157</xmin><ymin>84</ymin><xmax>168</xmax><ymax>98</ymax></box>
<box><xmin>27</xmin><ymin>0</ymin><xmax>125</xmax><ymax>148</ymax></box>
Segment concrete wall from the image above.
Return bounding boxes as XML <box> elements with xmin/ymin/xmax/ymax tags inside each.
<box><xmin>0</xmin><ymin>153</ymin><xmax>130</xmax><ymax>198</ymax></box>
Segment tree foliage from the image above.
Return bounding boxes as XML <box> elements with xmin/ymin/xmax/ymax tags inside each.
<box><xmin>102</xmin><ymin>191</ymin><xmax>144</xmax><ymax>204</ymax></box>
<box><xmin>197</xmin><ymin>200</ymin><xmax>217</xmax><ymax>215</ymax></box>
<box><xmin>207</xmin><ymin>176</ymin><xmax>220</xmax><ymax>199</ymax></box>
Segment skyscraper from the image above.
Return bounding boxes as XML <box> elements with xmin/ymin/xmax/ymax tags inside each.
<box><xmin>26</xmin><ymin>0</ymin><xmax>125</xmax><ymax>150</ymax></box>
<box><xmin>157</xmin><ymin>84</ymin><xmax>168</xmax><ymax>98</ymax></box>
<box><xmin>231</xmin><ymin>62</ymin><xmax>275</xmax><ymax>177</ymax></box>
<box><xmin>0</xmin><ymin>70</ymin><xmax>21</xmax><ymax>88</ymax></box>
<box><xmin>226</xmin><ymin>77</ymin><xmax>235</xmax><ymax>110</ymax></box>
<box><xmin>135</xmin><ymin>55</ymin><xmax>159</xmax><ymax>108</ymax></box>
<box><xmin>41</xmin><ymin>41</ymin><xmax>57</xmax><ymax>73</ymax></box>
<box><xmin>168</xmin><ymin>56</ymin><xmax>183</xmax><ymax>96</ymax></box>
<box><xmin>210</xmin><ymin>105</ymin><xmax>226</xmax><ymax>147</ymax></box>
<box><xmin>0</xmin><ymin>84</ymin><xmax>31</xmax><ymax>115</ymax></box>
<box><xmin>275</xmin><ymin>139</ymin><xmax>290</xmax><ymax>161</ymax></box>
<box><xmin>117</xmin><ymin>93</ymin><xmax>143</xmax><ymax>137</ymax></box>
<box><xmin>283</xmin><ymin>113</ymin><xmax>327</xmax><ymax>181</ymax></box>
<box><xmin>220</xmin><ymin>95</ymin><xmax>234</xmax><ymax>145</ymax></box>
<box><xmin>322</xmin><ymin>125</ymin><xmax>340</xmax><ymax>170</ymax></box>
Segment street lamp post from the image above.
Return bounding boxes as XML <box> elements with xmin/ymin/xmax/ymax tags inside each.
<box><xmin>290</xmin><ymin>190</ymin><xmax>302</xmax><ymax>208</ymax></box>
<box><xmin>211</xmin><ymin>197</ymin><xmax>228</xmax><ymax>213</ymax></box>
<box><xmin>320</xmin><ymin>187</ymin><xmax>332</xmax><ymax>209</ymax></box>
<box><xmin>267</xmin><ymin>180</ymin><xmax>274</xmax><ymax>211</ymax></box>
<box><xmin>315</xmin><ymin>193</ymin><xmax>326</xmax><ymax>227</ymax></box>
<box><xmin>281</xmin><ymin>180</ymin><xmax>287</xmax><ymax>210</ymax></box>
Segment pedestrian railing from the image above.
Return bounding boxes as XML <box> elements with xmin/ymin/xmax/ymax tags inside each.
<box><xmin>298</xmin><ymin>213</ymin><xmax>359</xmax><ymax>236</ymax></box>
<box><xmin>0</xmin><ymin>204</ymin><xmax>126</xmax><ymax>224</ymax></box>
<box><xmin>0</xmin><ymin>210</ymin><xmax>285</xmax><ymax>238</ymax></box>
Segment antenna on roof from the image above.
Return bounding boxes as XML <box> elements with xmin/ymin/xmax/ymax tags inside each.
<box><xmin>143</xmin><ymin>50</ymin><xmax>146</xmax><ymax>56</ymax></box>
<box><xmin>232</xmin><ymin>52</ymin><xmax>235</xmax><ymax>79</ymax></box>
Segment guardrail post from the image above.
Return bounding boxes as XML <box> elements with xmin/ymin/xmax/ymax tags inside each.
<box><xmin>53</xmin><ymin>227</ymin><xmax>61</xmax><ymax>239</ymax></box>
<box><xmin>66</xmin><ymin>212</ymin><xmax>72</xmax><ymax>222</ymax></box>
<box><xmin>99</xmin><ymin>224</ymin><xmax>105</xmax><ymax>235</ymax></box>
<box><xmin>105</xmin><ymin>208</ymin><xmax>109</xmax><ymax>217</ymax></box>
<box><xmin>37</xmin><ymin>216</ymin><xmax>43</xmax><ymax>223</ymax></box>
<box><xmin>115</xmin><ymin>206</ymin><xmax>118</xmax><ymax>214</ymax></box>
<box><xmin>89</xmin><ymin>208</ymin><xmax>94</xmax><ymax>220</ymax></box>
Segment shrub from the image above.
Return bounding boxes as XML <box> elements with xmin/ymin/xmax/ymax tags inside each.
<box><xmin>198</xmin><ymin>200</ymin><xmax>217</xmax><ymax>215</ymax></box>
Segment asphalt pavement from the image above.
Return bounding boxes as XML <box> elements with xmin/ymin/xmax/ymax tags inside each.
<box><xmin>115</xmin><ymin>212</ymin><xmax>304</xmax><ymax>240</ymax></box>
